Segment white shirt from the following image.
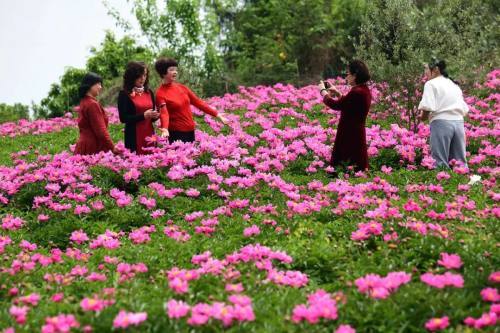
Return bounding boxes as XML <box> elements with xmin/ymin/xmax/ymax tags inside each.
<box><xmin>418</xmin><ymin>76</ymin><xmax>469</xmax><ymax>123</ymax></box>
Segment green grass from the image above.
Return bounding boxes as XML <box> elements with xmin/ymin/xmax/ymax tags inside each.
<box><xmin>0</xmin><ymin>111</ymin><xmax>498</xmax><ymax>332</ymax></box>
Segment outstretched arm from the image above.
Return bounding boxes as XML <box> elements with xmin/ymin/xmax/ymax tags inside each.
<box><xmin>185</xmin><ymin>87</ymin><xmax>218</xmax><ymax>117</ymax></box>
<box><xmin>323</xmin><ymin>91</ymin><xmax>354</xmax><ymax>111</ymax></box>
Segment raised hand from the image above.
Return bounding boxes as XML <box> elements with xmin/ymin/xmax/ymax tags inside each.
<box><xmin>328</xmin><ymin>86</ymin><xmax>342</xmax><ymax>97</ymax></box>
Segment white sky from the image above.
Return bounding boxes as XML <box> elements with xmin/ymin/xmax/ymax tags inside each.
<box><xmin>0</xmin><ymin>0</ymin><xmax>135</xmax><ymax>105</ymax></box>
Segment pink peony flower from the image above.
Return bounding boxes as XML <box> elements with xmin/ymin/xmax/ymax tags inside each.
<box><xmin>243</xmin><ymin>225</ymin><xmax>261</xmax><ymax>237</ymax></box>
<box><xmin>113</xmin><ymin>310</ymin><xmax>147</xmax><ymax>328</ymax></box>
<box><xmin>437</xmin><ymin>253</ymin><xmax>463</xmax><ymax>270</ymax></box>
<box><xmin>41</xmin><ymin>314</ymin><xmax>80</xmax><ymax>333</ymax></box>
<box><xmin>9</xmin><ymin>305</ymin><xmax>29</xmax><ymax>324</ymax></box>
<box><xmin>425</xmin><ymin>316</ymin><xmax>449</xmax><ymax>331</ymax></box>
<box><xmin>291</xmin><ymin>289</ymin><xmax>338</xmax><ymax>324</ymax></box>
<box><xmin>355</xmin><ymin>272</ymin><xmax>411</xmax><ymax>299</ymax></box>
<box><xmin>480</xmin><ymin>287</ymin><xmax>500</xmax><ymax>302</ymax></box>
<box><xmin>80</xmin><ymin>297</ymin><xmax>106</xmax><ymax>312</ymax></box>
<box><xmin>420</xmin><ymin>272</ymin><xmax>464</xmax><ymax>289</ymax></box>
<box><xmin>18</xmin><ymin>293</ymin><xmax>40</xmax><ymax>306</ymax></box>
<box><xmin>166</xmin><ymin>299</ymin><xmax>191</xmax><ymax>319</ymax></box>
<box><xmin>489</xmin><ymin>272</ymin><xmax>500</xmax><ymax>284</ymax></box>
<box><xmin>336</xmin><ymin>324</ymin><xmax>356</xmax><ymax>333</ymax></box>
<box><xmin>70</xmin><ymin>230</ymin><xmax>89</xmax><ymax>244</ymax></box>
<box><xmin>51</xmin><ymin>293</ymin><xmax>64</xmax><ymax>303</ymax></box>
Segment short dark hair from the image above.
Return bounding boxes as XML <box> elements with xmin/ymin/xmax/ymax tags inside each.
<box><xmin>155</xmin><ymin>58</ymin><xmax>178</xmax><ymax>78</ymax></box>
<box><xmin>78</xmin><ymin>72</ymin><xmax>102</xmax><ymax>99</ymax></box>
<box><xmin>123</xmin><ymin>61</ymin><xmax>149</xmax><ymax>93</ymax></box>
<box><xmin>348</xmin><ymin>60</ymin><xmax>371</xmax><ymax>85</ymax></box>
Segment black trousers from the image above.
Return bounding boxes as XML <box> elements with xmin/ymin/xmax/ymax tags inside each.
<box><xmin>169</xmin><ymin>130</ymin><xmax>195</xmax><ymax>144</ymax></box>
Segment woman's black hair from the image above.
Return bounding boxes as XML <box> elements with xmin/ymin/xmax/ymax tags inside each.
<box><xmin>155</xmin><ymin>58</ymin><xmax>178</xmax><ymax>78</ymax></box>
<box><xmin>122</xmin><ymin>61</ymin><xmax>149</xmax><ymax>93</ymax></box>
<box><xmin>78</xmin><ymin>72</ymin><xmax>102</xmax><ymax>99</ymax></box>
<box><xmin>348</xmin><ymin>60</ymin><xmax>371</xmax><ymax>85</ymax></box>
<box><xmin>429</xmin><ymin>58</ymin><xmax>458</xmax><ymax>84</ymax></box>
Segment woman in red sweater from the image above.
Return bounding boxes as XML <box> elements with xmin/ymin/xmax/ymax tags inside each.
<box><xmin>319</xmin><ymin>60</ymin><xmax>372</xmax><ymax>172</ymax></box>
<box><xmin>74</xmin><ymin>73</ymin><xmax>116</xmax><ymax>155</ymax></box>
<box><xmin>154</xmin><ymin>58</ymin><xmax>228</xmax><ymax>143</ymax></box>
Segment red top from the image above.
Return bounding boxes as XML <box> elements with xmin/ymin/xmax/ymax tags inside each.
<box><xmin>74</xmin><ymin>96</ymin><xmax>114</xmax><ymax>155</ymax></box>
<box><xmin>156</xmin><ymin>83</ymin><xmax>218</xmax><ymax>132</ymax></box>
<box><xmin>130</xmin><ymin>91</ymin><xmax>155</xmax><ymax>154</ymax></box>
<box><xmin>323</xmin><ymin>84</ymin><xmax>372</xmax><ymax>171</ymax></box>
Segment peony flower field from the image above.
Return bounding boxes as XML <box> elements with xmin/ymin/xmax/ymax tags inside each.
<box><xmin>0</xmin><ymin>70</ymin><xmax>498</xmax><ymax>332</ymax></box>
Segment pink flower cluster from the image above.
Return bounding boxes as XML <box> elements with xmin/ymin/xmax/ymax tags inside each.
<box><xmin>165</xmin><ymin>244</ymin><xmax>307</xmax><ymax>295</ymax></box>
<box><xmin>291</xmin><ymin>289</ymin><xmax>338</xmax><ymax>324</ymax></box>
<box><xmin>113</xmin><ymin>310</ymin><xmax>147</xmax><ymax>329</ymax></box>
<box><xmin>464</xmin><ymin>304</ymin><xmax>499</xmax><ymax>330</ymax></box>
<box><xmin>243</xmin><ymin>225</ymin><xmax>261</xmax><ymax>237</ymax></box>
<box><xmin>351</xmin><ymin>221</ymin><xmax>384</xmax><ymax>241</ymax></box>
<box><xmin>424</xmin><ymin>316</ymin><xmax>449</xmax><ymax>331</ymax></box>
<box><xmin>41</xmin><ymin>314</ymin><xmax>80</xmax><ymax>333</ymax></box>
<box><xmin>128</xmin><ymin>225</ymin><xmax>156</xmax><ymax>244</ymax></box>
<box><xmin>164</xmin><ymin>224</ymin><xmax>191</xmax><ymax>242</ymax></box>
<box><xmin>437</xmin><ymin>253</ymin><xmax>463</xmax><ymax>270</ymax></box>
<box><xmin>1</xmin><ymin>215</ymin><xmax>25</xmax><ymax>231</ymax></box>
<box><xmin>109</xmin><ymin>188</ymin><xmax>133</xmax><ymax>207</ymax></box>
<box><xmin>69</xmin><ymin>230</ymin><xmax>89</xmax><ymax>244</ymax></box>
<box><xmin>89</xmin><ymin>230</ymin><xmax>122</xmax><ymax>250</ymax></box>
<box><xmin>166</xmin><ymin>296</ymin><xmax>255</xmax><ymax>327</ymax></box>
<box><xmin>355</xmin><ymin>272</ymin><xmax>412</xmax><ymax>299</ymax></box>
<box><xmin>80</xmin><ymin>296</ymin><xmax>113</xmax><ymax>312</ymax></box>
<box><xmin>420</xmin><ymin>272</ymin><xmax>464</xmax><ymax>289</ymax></box>
<box><xmin>116</xmin><ymin>262</ymin><xmax>148</xmax><ymax>283</ymax></box>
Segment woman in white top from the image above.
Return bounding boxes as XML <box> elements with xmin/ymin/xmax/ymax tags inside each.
<box><xmin>418</xmin><ymin>59</ymin><xmax>469</xmax><ymax>168</ymax></box>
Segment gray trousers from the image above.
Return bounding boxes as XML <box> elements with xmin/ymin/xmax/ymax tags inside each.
<box><xmin>430</xmin><ymin>120</ymin><xmax>467</xmax><ymax>168</ymax></box>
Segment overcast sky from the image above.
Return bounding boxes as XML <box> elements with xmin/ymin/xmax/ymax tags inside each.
<box><xmin>0</xmin><ymin>0</ymin><xmax>135</xmax><ymax>105</ymax></box>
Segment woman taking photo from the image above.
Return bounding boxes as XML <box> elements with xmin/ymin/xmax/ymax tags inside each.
<box><xmin>74</xmin><ymin>72</ymin><xmax>116</xmax><ymax>155</ymax></box>
<box><xmin>118</xmin><ymin>61</ymin><xmax>159</xmax><ymax>154</ymax></box>
<box><xmin>319</xmin><ymin>60</ymin><xmax>372</xmax><ymax>172</ymax></box>
<box><xmin>418</xmin><ymin>59</ymin><xmax>469</xmax><ymax>168</ymax></box>
<box><xmin>154</xmin><ymin>57</ymin><xmax>229</xmax><ymax>143</ymax></box>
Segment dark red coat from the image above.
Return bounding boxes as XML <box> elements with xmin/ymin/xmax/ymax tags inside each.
<box><xmin>323</xmin><ymin>84</ymin><xmax>372</xmax><ymax>171</ymax></box>
<box><xmin>74</xmin><ymin>96</ymin><xmax>114</xmax><ymax>155</ymax></box>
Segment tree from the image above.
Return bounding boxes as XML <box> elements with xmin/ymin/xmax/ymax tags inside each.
<box><xmin>215</xmin><ymin>0</ymin><xmax>366</xmax><ymax>86</ymax></box>
<box><xmin>106</xmin><ymin>0</ymin><xmax>366</xmax><ymax>91</ymax></box>
<box><xmin>355</xmin><ymin>0</ymin><xmax>499</xmax><ymax>131</ymax></box>
<box><xmin>36</xmin><ymin>32</ymin><xmax>154</xmax><ymax>118</ymax></box>
<box><xmin>37</xmin><ymin>68</ymin><xmax>87</xmax><ymax>118</ymax></box>
<box><xmin>0</xmin><ymin>103</ymin><xmax>29</xmax><ymax>123</ymax></box>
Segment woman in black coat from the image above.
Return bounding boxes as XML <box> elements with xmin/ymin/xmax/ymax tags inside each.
<box><xmin>118</xmin><ymin>61</ymin><xmax>159</xmax><ymax>154</ymax></box>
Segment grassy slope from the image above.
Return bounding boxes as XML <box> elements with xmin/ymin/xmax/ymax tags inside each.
<box><xmin>0</xmin><ymin>108</ymin><xmax>498</xmax><ymax>333</ymax></box>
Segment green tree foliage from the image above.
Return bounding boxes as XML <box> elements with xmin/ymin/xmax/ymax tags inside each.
<box><xmin>36</xmin><ymin>68</ymin><xmax>86</xmax><ymax>118</ymax></box>
<box><xmin>87</xmin><ymin>32</ymin><xmax>154</xmax><ymax>82</ymax></box>
<box><xmin>0</xmin><ymin>103</ymin><xmax>29</xmax><ymax>123</ymax></box>
<box><xmin>106</xmin><ymin>0</ymin><xmax>226</xmax><ymax>95</ymax></box>
<box><xmin>216</xmin><ymin>0</ymin><xmax>367</xmax><ymax>86</ymax></box>
<box><xmin>107</xmin><ymin>0</ymin><xmax>367</xmax><ymax>92</ymax></box>
<box><xmin>37</xmin><ymin>32</ymin><xmax>154</xmax><ymax>118</ymax></box>
<box><xmin>355</xmin><ymin>0</ymin><xmax>499</xmax><ymax>131</ymax></box>
<box><xmin>34</xmin><ymin>0</ymin><xmax>498</xmax><ymax>120</ymax></box>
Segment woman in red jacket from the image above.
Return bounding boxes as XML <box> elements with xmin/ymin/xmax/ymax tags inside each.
<box><xmin>74</xmin><ymin>72</ymin><xmax>116</xmax><ymax>155</ymax></box>
<box><xmin>319</xmin><ymin>60</ymin><xmax>372</xmax><ymax>172</ymax></box>
<box><xmin>154</xmin><ymin>58</ymin><xmax>228</xmax><ymax>143</ymax></box>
